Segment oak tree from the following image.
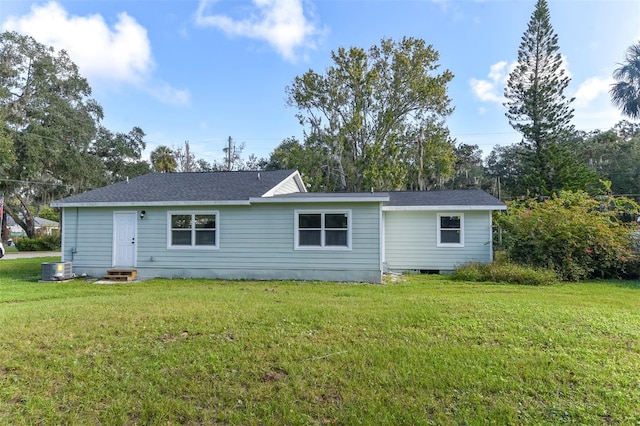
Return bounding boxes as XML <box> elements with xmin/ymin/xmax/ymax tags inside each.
<box><xmin>286</xmin><ymin>37</ymin><xmax>455</xmax><ymax>191</ymax></box>
<box><xmin>1</xmin><ymin>31</ymin><xmax>103</xmax><ymax>237</ymax></box>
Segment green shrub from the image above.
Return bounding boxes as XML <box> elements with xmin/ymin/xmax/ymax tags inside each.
<box><xmin>452</xmin><ymin>261</ymin><xmax>557</xmax><ymax>286</ymax></box>
<box><xmin>495</xmin><ymin>191</ymin><xmax>640</xmax><ymax>281</ymax></box>
<box><xmin>14</xmin><ymin>235</ymin><xmax>61</xmax><ymax>251</ymax></box>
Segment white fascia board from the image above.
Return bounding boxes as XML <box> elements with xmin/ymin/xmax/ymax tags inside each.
<box><xmin>50</xmin><ymin>200</ymin><xmax>251</xmax><ymax>208</ymax></box>
<box><xmin>382</xmin><ymin>205</ymin><xmax>507</xmax><ymax>211</ymax></box>
<box><xmin>250</xmin><ymin>195</ymin><xmax>389</xmax><ymax>204</ymax></box>
<box><xmin>261</xmin><ymin>170</ymin><xmax>307</xmax><ymax>197</ymax></box>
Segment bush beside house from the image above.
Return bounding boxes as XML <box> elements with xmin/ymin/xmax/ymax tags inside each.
<box><xmin>495</xmin><ymin>191</ymin><xmax>640</xmax><ymax>281</ymax></box>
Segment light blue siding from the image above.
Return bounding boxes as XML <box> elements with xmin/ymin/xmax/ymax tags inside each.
<box><xmin>61</xmin><ymin>208</ymin><xmax>118</xmax><ymax>268</ymax></box>
<box><xmin>384</xmin><ymin>210</ymin><xmax>493</xmax><ymax>272</ymax></box>
<box><xmin>61</xmin><ymin>202</ymin><xmax>382</xmax><ymax>282</ymax></box>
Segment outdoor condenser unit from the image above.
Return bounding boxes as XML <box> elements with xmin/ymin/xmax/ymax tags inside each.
<box><xmin>41</xmin><ymin>262</ymin><xmax>73</xmax><ymax>281</ymax></box>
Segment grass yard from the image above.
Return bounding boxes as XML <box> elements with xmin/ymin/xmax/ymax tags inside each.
<box><xmin>1</xmin><ymin>258</ymin><xmax>639</xmax><ymax>425</ymax></box>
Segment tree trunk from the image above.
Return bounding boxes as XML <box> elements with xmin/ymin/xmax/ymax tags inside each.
<box><xmin>1</xmin><ymin>211</ymin><xmax>7</xmax><ymax>243</ymax></box>
<box><xmin>6</xmin><ymin>198</ymin><xmax>36</xmax><ymax>239</ymax></box>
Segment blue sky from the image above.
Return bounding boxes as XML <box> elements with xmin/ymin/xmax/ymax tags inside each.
<box><xmin>2</xmin><ymin>0</ymin><xmax>639</xmax><ymax>165</ymax></box>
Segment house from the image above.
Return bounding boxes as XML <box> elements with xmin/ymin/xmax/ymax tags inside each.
<box><xmin>7</xmin><ymin>215</ymin><xmax>60</xmax><ymax>237</ymax></box>
<box><xmin>51</xmin><ymin>170</ymin><xmax>506</xmax><ymax>283</ymax></box>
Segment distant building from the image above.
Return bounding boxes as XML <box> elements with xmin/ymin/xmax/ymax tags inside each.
<box><xmin>7</xmin><ymin>215</ymin><xmax>60</xmax><ymax>237</ymax></box>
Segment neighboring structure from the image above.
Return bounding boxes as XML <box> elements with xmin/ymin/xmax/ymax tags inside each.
<box><xmin>51</xmin><ymin>170</ymin><xmax>506</xmax><ymax>283</ymax></box>
<box><xmin>7</xmin><ymin>215</ymin><xmax>60</xmax><ymax>237</ymax></box>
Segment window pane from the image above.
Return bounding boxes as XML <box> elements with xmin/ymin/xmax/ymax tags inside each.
<box><xmin>325</xmin><ymin>230</ymin><xmax>348</xmax><ymax>246</ymax></box>
<box><xmin>172</xmin><ymin>230</ymin><xmax>192</xmax><ymax>245</ymax></box>
<box><xmin>195</xmin><ymin>214</ymin><xmax>215</xmax><ymax>229</ymax></box>
<box><xmin>325</xmin><ymin>213</ymin><xmax>347</xmax><ymax>229</ymax></box>
<box><xmin>441</xmin><ymin>216</ymin><xmax>461</xmax><ymax>229</ymax></box>
<box><xmin>299</xmin><ymin>214</ymin><xmax>321</xmax><ymax>228</ymax></box>
<box><xmin>172</xmin><ymin>215</ymin><xmax>191</xmax><ymax>229</ymax></box>
<box><xmin>299</xmin><ymin>230</ymin><xmax>321</xmax><ymax>246</ymax></box>
<box><xmin>441</xmin><ymin>230</ymin><xmax>460</xmax><ymax>244</ymax></box>
<box><xmin>195</xmin><ymin>230</ymin><xmax>216</xmax><ymax>246</ymax></box>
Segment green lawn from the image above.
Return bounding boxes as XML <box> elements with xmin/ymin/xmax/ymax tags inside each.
<box><xmin>1</xmin><ymin>258</ymin><xmax>639</xmax><ymax>425</ymax></box>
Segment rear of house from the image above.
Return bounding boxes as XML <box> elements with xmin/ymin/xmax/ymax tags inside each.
<box><xmin>53</xmin><ymin>171</ymin><xmax>387</xmax><ymax>283</ymax></box>
<box><xmin>52</xmin><ymin>171</ymin><xmax>505</xmax><ymax>283</ymax></box>
<box><xmin>59</xmin><ymin>200</ymin><xmax>385</xmax><ymax>283</ymax></box>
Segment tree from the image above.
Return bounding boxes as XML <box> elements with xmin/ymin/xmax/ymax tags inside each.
<box><xmin>266</xmin><ymin>136</ymin><xmax>341</xmax><ymax>191</ymax></box>
<box><xmin>504</xmin><ymin>0</ymin><xmax>592</xmax><ymax>195</ymax></box>
<box><xmin>610</xmin><ymin>42</ymin><xmax>640</xmax><ymax>120</ymax></box>
<box><xmin>446</xmin><ymin>143</ymin><xmax>488</xmax><ymax>190</ymax></box>
<box><xmin>195</xmin><ymin>159</ymin><xmax>214</xmax><ymax>172</ymax></box>
<box><xmin>0</xmin><ymin>108</ymin><xmax>14</xmax><ymax>174</ymax></box>
<box><xmin>91</xmin><ymin>126</ymin><xmax>150</xmax><ymax>183</ymax></box>
<box><xmin>405</xmin><ymin>122</ymin><xmax>456</xmax><ymax>191</ymax></box>
<box><xmin>222</xmin><ymin>136</ymin><xmax>245</xmax><ymax>171</ymax></box>
<box><xmin>613</xmin><ymin>119</ymin><xmax>640</xmax><ymax>140</ymax></box>
<box><xmin>150</xmin><ymin>145</ymin><xmax>177</xmax><ymax>173</ymax></box>
<box><xmin>173</xmin><ymin>140</ymin><xmax>197</xmax><ymax>172</ymax></box>
<box><xmin>243</xmin><ymin>154</ymin><xmax>266</xmax><ymax>171</ymax></box>
<box><xmin>485</xmin><ymin>144</ymin><xmax>528</xmax><ymax>198</ymax></box>
<box><xmin>577</xmin><ymin>126</ymin><xmax>640</xmax><ymax>196</ymax></box>
<box><xmin>1</xmin><ymin>31</ymin><xmax>103</xmax><ymax>237</ymax></box>
<box><xmin>286</xmin><ymin>37</ymin><xmax>455</xmax><ymax>192</ymax></box>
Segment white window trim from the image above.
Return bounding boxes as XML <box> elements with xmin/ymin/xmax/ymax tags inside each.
<box><xmin>167</xmin><ymin>210</ymin><xmax>219</xmax><ymax>250</ymax></box>
<box><xmin>294</xmin><ymin>209</ymin><xmax>352</xmax><ymax>251</ymax></box>
<box><xmin>437</xmin><ymin>213</ymin><xmax>464</xmax><ymax>248</ymax></box>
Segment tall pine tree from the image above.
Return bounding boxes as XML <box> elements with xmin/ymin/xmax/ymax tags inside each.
<box><xmin>504</xmin><ymin>0</ymin><xmax>594</xmax><ymax>195</ymax></box>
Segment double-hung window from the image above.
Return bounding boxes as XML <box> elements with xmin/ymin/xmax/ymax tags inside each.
<box><xmin>437</xmin><ymin>213</ymin><xmax>464</xmax><ymax>247</ymax></box>
<box><xmin>295</xmin><ymin>210</ymin><xmax>351</xmax><ymax>250</ymax></box>
<box><xmin>168</xmin><ymin>211</ymin><xmax>218</xmax><ymax>249</ymax></box>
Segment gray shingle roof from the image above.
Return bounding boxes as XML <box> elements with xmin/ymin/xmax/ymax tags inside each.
<box><xmin>271</xmin><ymin>189</ymin><xmax>504</xmax><ymax>208</ymax></box>
<box><xmin>385</xmin><ymin>190</ymin><xmax>505</xmax><ymax>207</ymax></box>
<box><xmin>52</xmin><ymin>170</ymin><xmax>297</xmax><ymax>205</ymax></box>
<box><xmin>51</xmin><ymin>170</ymin><xmax>504</xmax><ymax>209</ymax></box>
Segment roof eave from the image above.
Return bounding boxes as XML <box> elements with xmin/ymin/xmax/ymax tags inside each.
<box><xmin>51</xmin><ymin>200</ymin><xmax>252</xmax><ymax>208</ymax></box>
<box><xmin>250</xmin><ymin>196</ymin><xmax>389</xmax><ymax>204</ymax></box>
<box><xmin>382</xmin><ymin>205</ymin><xmax>507</xmax><ymax>211</ymax></box>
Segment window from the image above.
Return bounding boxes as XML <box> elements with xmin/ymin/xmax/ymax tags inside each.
<box><xmin>295</xmin><ymin>210</ymin><xmax>351</xmax><ymax>250</ymax></box>
<box><xmin>437</xmin><ymin>213</ymin><xmax>464</xmax><ymax>247</ymax></box>
<box><xmin>168</xmin><ymin>212</ymin><xmax>218</xmax><ymax>249</ymax></box>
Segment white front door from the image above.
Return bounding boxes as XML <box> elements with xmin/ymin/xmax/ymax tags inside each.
<box><xmin>113</xmin><ymin>212</ymin><xmax>137</xmax><ymax>267</ymax></box>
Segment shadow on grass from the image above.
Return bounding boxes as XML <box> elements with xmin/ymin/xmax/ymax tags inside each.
<box><xmin>607</xmin><ymin>280</ymin><xmax>640</xmax><ymax>290</ymax></box>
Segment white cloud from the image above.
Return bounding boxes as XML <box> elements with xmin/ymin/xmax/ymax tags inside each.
<box><xmin>573</xmin><ymin>76</ymin><xmax>612</xmax><ymax>108</ymax></box>
<box><xmin>572</xmin><ymin>76</ymin><xmax>624</xmax><ymax>132</ymax></box>
<box><xmin>471</xmin><ymin>57</ymin><xmax>573</xmax><ymax>106</ymax></box>
<box><xmin>2</xmin><ymin>1</ymin><xmax>189</xmax><ymax>106</ymax></box>
<box><xmin>471</xmin><ymin>60</ymin><xmax>623</xmax><ymax>131</ymax></box>
<box><xmin>195</xmin><ymin>0</ymin><xmax>320</xmax><ymax>62</ymax></box>
<box><xmin>469</xmin><ymin>78</ymin><xmax>502</xmax><ymax>103</ymax></box>
<box><xmin>144</xmin><ymin>81</ymin><xmax>191</xmax><ymax>107</ymax></box>
<box><xmin>470</xmin><ymin>60</ymin><xmax>514</xmax><ymax>103</ymax></box>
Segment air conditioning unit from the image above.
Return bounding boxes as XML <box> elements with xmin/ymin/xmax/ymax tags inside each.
<box><xmin>41</xmin><ymin>262</ymin><xmax>73</xmax><ymax>281</ymax></box>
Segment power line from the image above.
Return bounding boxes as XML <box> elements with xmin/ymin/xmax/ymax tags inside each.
<box><xmin>0</xmin><ymin>178</ymin><xmax>95</xmax><ymax>192</ymax></box>
<box><xmin>0</xmin><ymin>178</ymin><xmax>68</xmax><ymax>187</ymax></box>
